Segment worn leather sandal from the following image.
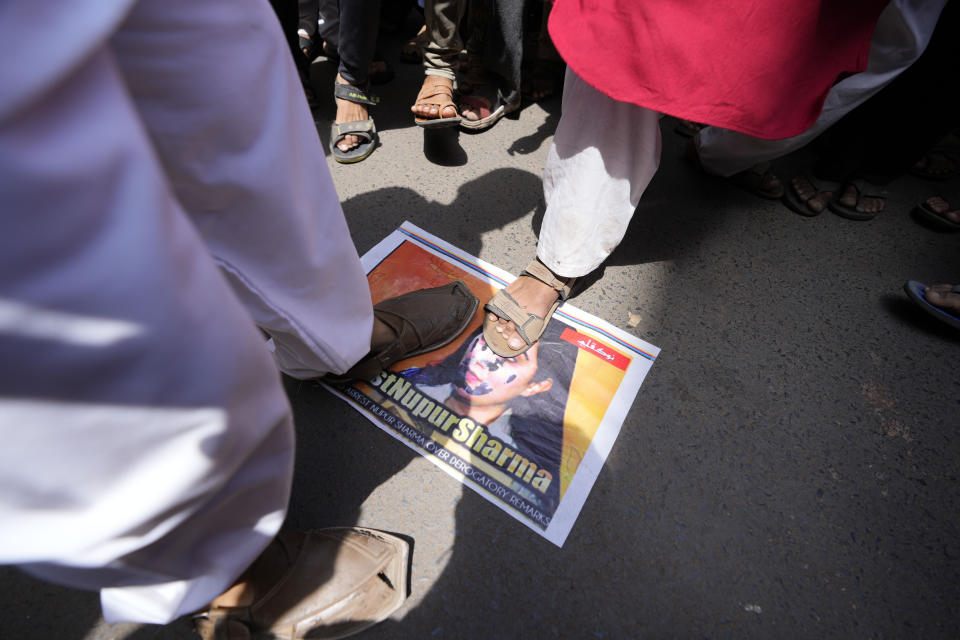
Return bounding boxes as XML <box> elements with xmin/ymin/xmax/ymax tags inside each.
<box><xmin>483</xmin><ymin>259</ymin><xmax>575</xmax><ymax>358</ymax></box>
<box><xmin>412</xmin><ymin>75</ymin><xmax>461</xmax><ymax>128</ymax></box>
<box><xmin>326</xmin><ymin>280</ymin><xmax>479</xmax><ymax>383</ymax></box>
<box><xmin>331</xmin><ymin>82</ymin><xmax>379</xmax><ymax>164</ymax></box>
<box><xmin>193</xmin><ymin>528</ymin><xmax>409</xmax><ymax>640</ymax></box>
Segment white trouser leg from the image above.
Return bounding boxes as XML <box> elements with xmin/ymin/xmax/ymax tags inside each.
<box><xmin>111</xmin><ymin>0</ymin><xmax>374</xmax><ymax>379</ymax></box>
<box><xmin>0</xmin><ymin>0</ymin><xmax>369</xmax><ymax>624</ymax></box>
<box><xmin>537</xmin><ymin>68</ymin><xmax>661</xmax><ymax>278</ymax></box>
<box><xmin>694</xmin><ymin>0</ymin><xmax>947</xmax><ymax>177</ymax></box>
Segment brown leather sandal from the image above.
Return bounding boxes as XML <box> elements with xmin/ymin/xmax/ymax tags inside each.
<box><xmin>411</xmin><ymin>75</ymin><xmax>461</xmax><ymax>128</ymax></box>
<box><xmin>193</xmin><ymin>528</ymin><xmax>409</xmax><ymax>640</ymax></box>
<box><xmin>482</xmin><ymin>259</ymin><xmax>575</xmax><ymax>358</ymax></box>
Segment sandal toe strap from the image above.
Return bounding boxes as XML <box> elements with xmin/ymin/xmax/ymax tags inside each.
<box><xmin>484</xmin><ymin>291</ymin><xmax>544</xmax><ymax>347</ymax></box>
<box><xmin>848</xmin><ymin>178</ymin><xmax>887</xmax><ymax>198</ymax></box>
<box><xmin>415</xmin><ymin>89</ymin><xmax>455</xmax><ymax>106</ymax></box>
<box><xmin>331</xmin><ymin>119</ymin><xmax>376</xmax><ymax>143</ymax></box>
<box><xmin>416</xmin><ymin>76</ymin><xmax>455</xmax><ymax>103</ymax></box>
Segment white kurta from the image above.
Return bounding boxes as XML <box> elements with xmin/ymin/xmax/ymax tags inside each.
<box><xmin>0</xmin><ymin>0</ymin><xmax>372</xmax><ymax>624</ymax></box>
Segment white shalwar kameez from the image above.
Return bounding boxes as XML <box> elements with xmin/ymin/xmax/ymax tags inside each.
<box><xmin>0</xmin><ymin>0</ymin><xmax>372</xmax><ymax>625</ymax></box>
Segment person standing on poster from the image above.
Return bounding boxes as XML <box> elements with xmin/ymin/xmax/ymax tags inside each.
<box><xmin>0</xmin><ymin>0</ymin><xmax>476</xmax><ymax>637</ymax></box>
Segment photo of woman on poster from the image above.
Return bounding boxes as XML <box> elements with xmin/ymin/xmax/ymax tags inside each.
<box><xmin>323</xmin><ymin>225</ymin><xmax>659</xmax><ymax>544</ymax></box>
<box><xmin>399</xmin><ymin>322</ymin><xmax>579</xmax><ymax>512</ymax></box>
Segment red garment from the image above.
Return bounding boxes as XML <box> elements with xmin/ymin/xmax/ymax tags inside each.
<box><xmin>548</xmin><ymin>0</ymin><xmax>887</xmax><ymax>140</ymax></box>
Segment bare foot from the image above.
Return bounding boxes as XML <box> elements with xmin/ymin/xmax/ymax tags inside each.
<box><xmin>924</xmin><ymin>284</ymin><xmax>960</xmax><ymax>314</ymax></box>
<box><xmin>924</xmin><ymin>196</ymin><xmax>960</xmax><ymax>224</ymax></box>
<box><xmin>838</xmin><ymin>184</ymin><xmax>884</xmax><ymax>214</ymax></box>
<box><xmin>411</xmin><ymin>76</ymin><xmax>458</xmax><ymax>121</ymax></box>
<box><xmin>487</xmin><ymin>275</ymin><xmax>566</xmax><ymax>351</ymax></box>
<box><xmin>335</xmin><ymin>74</ymin><xmax>368</xmax><ymax>152</ymax></box>
<box><xmin>790</xmin><ymin>176</ymin><xmax>832</xmax><ymax>213</ymax></box>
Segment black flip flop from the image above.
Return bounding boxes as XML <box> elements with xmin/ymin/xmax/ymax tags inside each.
<box><xmin>781</xmin><ymin>175</ymin><xmax>836</xmax><ymax>217</ymax></box>
<box><xmin>912</xmin><ymin>198</ymin><xmax>960</xmax><ymax>232</ymax></box>
<box><xmin>828</xmin><ymin>179</ymin><xmax>885</xmax><ymax>221</ymax></box>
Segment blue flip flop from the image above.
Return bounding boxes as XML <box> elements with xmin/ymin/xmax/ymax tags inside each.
<box><xmin>903</xmin><ymin>281</ymin><xmax>960</xmax><ymax>330</ymax></box>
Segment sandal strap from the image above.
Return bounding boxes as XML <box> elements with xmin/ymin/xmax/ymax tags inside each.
<box><xmin>484</xmin><ymin>291</ymin><xmax>544</xmax><ymax>347</ymax></box>
<box><xmin>415</xmin><ymin>75</ymin><xmax>455</xmax><ymax>104</ymax></box>
<box><xmin>334</xmin><ymin>82</ymin><xmax>379</xmax><ymax>106</ymax></box>
<box><xmin>791</xmin><ymin>174</ymin><xmax>839</xmax><ymax>199</ymax></box>
<box><xmin>331</xmin><ymin>119</ymin><xmax>376</xmax><ymax>141</ymax></box>
<box><xmin>520</xmin><ymin>259</ymin><xmax>574</xmax><ymax>300</ymax></box>
<box><xmin>847</xmin><ymin>178</ymin><xmax>887</xmax><ymax>198</ymax></box>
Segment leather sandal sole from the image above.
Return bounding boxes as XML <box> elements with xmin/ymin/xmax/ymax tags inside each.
<box><xmin>414</xmin><ymin>115</ymin><xmax>461</xmax><ymax>129</ymax></box>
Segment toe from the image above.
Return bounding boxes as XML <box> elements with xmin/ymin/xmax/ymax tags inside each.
<box><xmin>336</xmin><ymin>134</ymin><xmax>359</xmax><ymax>152</ymax></box>
<box><xmin>859</xmin><ymin>197</ymin><xmax>884</xmax><ymax>213</ymax></box>
<box><xmin>926</xmin><ymin>283</ymin><xmax>954</xmax><ymax>296</ymax></box>
<box><xmin>926</xmin><ymin>196</ymin><xmax>949</xmax><ymax>213</ymax></box>
<box><xmin>808</xmin><ymin>193</ymin><xmax>828</xmax><ymax>213</ymax></box>
<box><xmin>838</xmin><ymin>185</ymin><xmax>858</xmax><ymax>207</ymax></box>
<box><xmin>791</xmin><ymin>177</ymin><xmax>815</xmax><ymax>201</ymax></box>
